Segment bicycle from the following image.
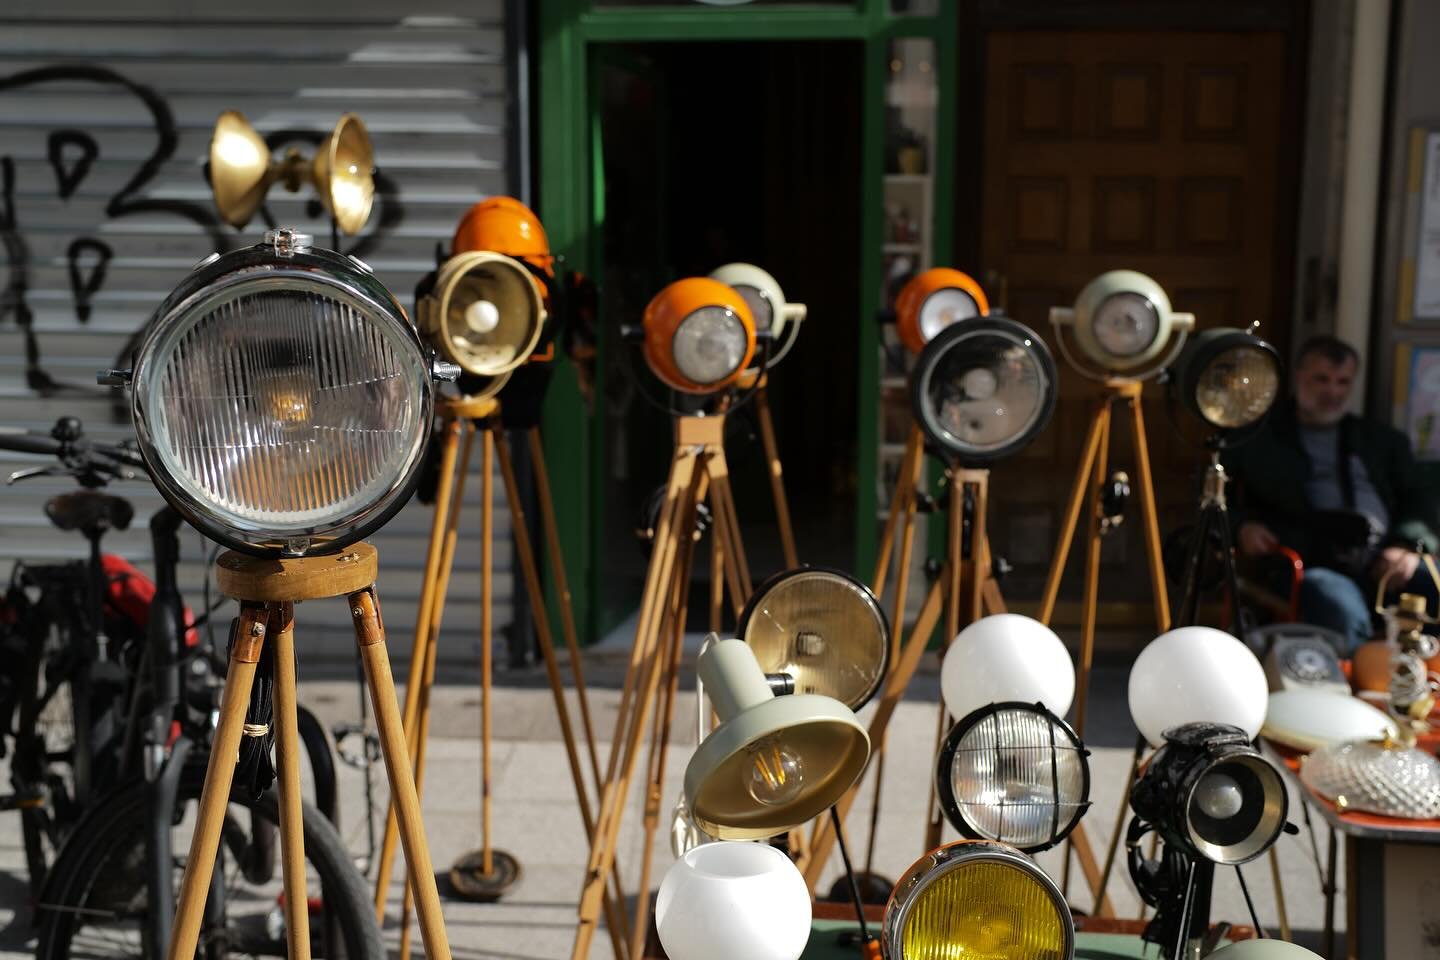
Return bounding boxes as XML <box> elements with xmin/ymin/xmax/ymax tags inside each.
<box><xmin>0</xmin><ymin>417</ymin><xmax>377</xmax><ymax>959</ymax></box>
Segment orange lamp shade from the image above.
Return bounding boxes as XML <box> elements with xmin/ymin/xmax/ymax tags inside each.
<box><xmin>452</xmin><ymin>196</ymin><xmax>554</xmax><ymax>277</ymax></box>
<box><xmin>895</xmin><ymin>268</ymin><xmax>990</xmax><ymax>354</ymax></box>
<box><xmin>643</xmin><ymin>278</ymin><xmax>756</xmax><ymax>395</ymax></box>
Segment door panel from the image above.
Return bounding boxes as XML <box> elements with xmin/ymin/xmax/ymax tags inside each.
<box><xmin>980</xmin><ymin>30</ymin><xmax>1290</xmax><ymax>624</ymax></box>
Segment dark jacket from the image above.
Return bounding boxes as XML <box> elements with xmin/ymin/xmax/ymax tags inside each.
<box><xmin>1222</xmin><ymin>401</ymin><xmax>1439</xmax><ymax>563</ymax></box>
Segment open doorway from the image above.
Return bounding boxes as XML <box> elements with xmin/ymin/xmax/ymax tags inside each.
<box><xmin>592</xmin><ymin>39</ymin><xmax>864</xmax><ymax>638</ymax></box>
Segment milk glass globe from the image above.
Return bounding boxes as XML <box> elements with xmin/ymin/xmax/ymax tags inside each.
<box><xmin>941</xmin><ymin>614</ymin><xmax>1075</xmax><ymax>720</ymax></box>
<box><xmin>1128</xmin><ymin>626</ymin><xmax>1267</xmax><ymax>748</ymax></box>
<box><xmin>655</xmin><ymin>841</ymin><xmax>811</xmax><ymax>960</ymax></box>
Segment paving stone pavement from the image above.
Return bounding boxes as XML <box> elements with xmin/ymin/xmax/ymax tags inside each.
<box><xmin>0</xmin><ymin>654</ymin><xmax>1340</xmax><ymax>958</ymax></box>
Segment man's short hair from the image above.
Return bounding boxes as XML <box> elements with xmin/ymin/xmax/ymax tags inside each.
<box><xmin>1296</xmin><ymin>335</ymin><xmax>1359</xmax><ymax>369</ymax></box>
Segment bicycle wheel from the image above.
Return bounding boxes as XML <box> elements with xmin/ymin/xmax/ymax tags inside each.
<box><xmin>35</xmin><ymin>770</ymin><xmax>382</xmax><ymax>960</ymax></box>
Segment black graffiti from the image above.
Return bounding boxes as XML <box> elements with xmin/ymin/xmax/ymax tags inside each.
<box><xmin>0</xmin><ymin>64</ymin><xmax>229</xmax><ymax>396</ymax></box>
<box><xmin>66</xmin><ymin>238</ymin><xmax>111</xmax><ymax>323</ymax></box>
<box><xmin>47</xmin><ymin>130</ymin><xmax>98</xmax><ymax>199</ymax></box>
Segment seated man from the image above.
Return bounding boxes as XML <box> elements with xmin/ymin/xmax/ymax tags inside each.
<box><xmin>1224</xmin><ymin>335</ymin><xmax>1439</xmax><ymax>652</ymax></box>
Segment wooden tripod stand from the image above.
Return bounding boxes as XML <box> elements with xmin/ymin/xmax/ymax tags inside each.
<box><xmin>571</xmin><ymin>414</ymin><xmax>752</xmax><ymax>960</ymax></box>
<box><xmin>371</xmin><ymin>394</ymin><xmax>607</xmax><ymax>960</ymax></box>
<box><xmin>167</xmin><ymin>543</ymin><xmax>452</xmax><ymax>960</ymax></box>
<box><xmin>1037</xmin><ymin>379</ymin><xmax>1171</xmax><ymax>735</ymax></box>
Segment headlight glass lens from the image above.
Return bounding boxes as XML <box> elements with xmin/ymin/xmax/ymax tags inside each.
<box><xmin>918</xmin><ymin>288</ymin><xmax>980</xmax><ymax>342</ymax></box>
<box><xmin>886</xmin><ymin>843</ymin><xmax>1072</xmax><ymax>960</ymax></box>
<box><xmin>939</xmin><ymin>706</ymin><xmax>1088</xmax><ymax>851</ymax></box>
<box><xmin>672</xmin><ymin>306</ymin><xmax>746</xmax><ymax>385</ymax></box>
<box><xmin>733</xmin><ymin>284</ymin><xmax>775</xmax><ymax>335</ymax></box>
<box><xmin>741</xmin><ymin>570</ymin><xmax>888</xmax><ymax>711</ymax></box>
<box><xmin>1195</xmin><ymin>344</ymin><xmax>1279</xmax><ymax>429</ymax></box>
<box><xmin>1092</xmin><ymin>291</ymin><xmax>1159</xmax><ymax>357</ymax></box>
<box><xmin>919</xmin><ymin>327</ymin><xmax>1051</xmax><ymax>459</ymax></box>
<box><xmin>136</xmin><ymin>271</ymin><xmax>427</xmax><ymax>553</ymax></box>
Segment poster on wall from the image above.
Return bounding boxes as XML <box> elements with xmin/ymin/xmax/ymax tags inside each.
<box><xmin>1415</xmin><ymin>131</ymin><xmax>1440</xmax><ymax>320</ymax></box>
<box><xmin>1402</xmin><ymin>345</ymin><xmax>1440</xmax><ymax>460</ymax></box>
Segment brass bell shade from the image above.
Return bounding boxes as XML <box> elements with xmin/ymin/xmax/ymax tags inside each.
<box><xmin>209</xmin><ymin>111</ymin><xmax>375</xmax><ymax>235</ymax></box>
<box><xmin>685</xmin><ymin>639</ymin><xmax>869</xmax><ymax>841</ymax></box>
<box><xmin>420</xmin><ymin>251</ymin><xmax>546</xmax><ymax>377</ymax></box>
<box><xmin>739</xmin><ymin>568</ymin><xmax>888</xmax><ymax>711</ymax></box>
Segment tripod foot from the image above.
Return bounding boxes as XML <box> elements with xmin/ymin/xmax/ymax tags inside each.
<box><xmin>448</xmin><ymin>849</ymin><xmax>522</xmax><ymax>902</ymax></box>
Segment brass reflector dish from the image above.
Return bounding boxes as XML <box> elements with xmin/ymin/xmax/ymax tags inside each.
<box><xmin>739</xmin><ymin>568</ymin><xmax>888</xmax><ymax>711</ymax></box>
<box><xmin>423</xmin><ymin>251</ymin><xmax>546</xmax><ymax>377</ymax></box>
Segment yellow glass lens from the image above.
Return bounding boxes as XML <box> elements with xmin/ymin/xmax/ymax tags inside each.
<box><xmin>900</xmin><ymin>860</ymin><xmax>1066</xmax><ymax>960</ymax></box>
<box><xmin>1195</xmin><ymin>345</ymin><xmax>1279</xmax><ymax>429</ymax></box>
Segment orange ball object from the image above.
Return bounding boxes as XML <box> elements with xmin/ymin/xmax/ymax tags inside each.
<box><xmin>451</xmin><ymin>196</ymin><xmax>553</xmax><ymax>277</ymax></box>
<box><xmin>642</xmin><ymin>278</ymin><xmax>756</xmax><ymax>395</ymax></box>
<box><xmin>895</xmin><ymin>268</ymin><xmax>990</xmax><ymax>354</ymax></box>
<box><xmin>1352</xmin><ymin>641</ymin><xmax>1392</xmax><ymax>694</ymax></box>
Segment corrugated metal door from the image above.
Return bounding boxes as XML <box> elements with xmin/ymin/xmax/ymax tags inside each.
<box><xmin>0</xmin><ymin>1</ymin><xmax>514</xmax><ymax>670</ymax></box>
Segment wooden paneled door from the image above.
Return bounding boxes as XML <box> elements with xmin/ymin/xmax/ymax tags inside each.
<box><xmin>979</xmin><ymin>30</ymin><xmax>1297</xmax><ymax>628</ymax></box>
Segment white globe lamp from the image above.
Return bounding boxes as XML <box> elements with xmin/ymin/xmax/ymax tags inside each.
<box><xmin>655</xmin><ymin>841</ymin><xmax>811</xmax><ymax>960</ymax></box>
<box><xmin>940</xmin><ymin>614</ymin><xmax>1075</xmax><ymax>720</ymax></box>
<box><xmin>1128</xmin><ymin>626</ymin><xmax>1268</xmax><ymax>748</ymax></box>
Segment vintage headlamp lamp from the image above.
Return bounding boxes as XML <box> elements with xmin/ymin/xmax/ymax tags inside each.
<box><xmin>210</xmin><ymin>111</ymin><xmax>374</xmax><ymax>236</ymax></box>
<box><xmin>683</xmin><ymin>639</ymin><xmax>869</xmax><ymax>841</ymax></box>
<box><xmin>738</xmin><ymin>568</ymin><xmax>888</xmax><ymax>711</ymax></box>
<box><xmin>1050</xmin><ymin>270</ymin><xmax>1194</xmax><ymax>379</ymax></box>
<box><xmin>643</xmin><ymin>278</ymin><xmax>757</xmax><ymax>394</ymax></box>
<box><xmin>708</xmin><ymin>263</ymin><xmax>807</xmax><ymax>369</ymax></box>
<box><xmin>417</xmin><ymin>251</ymin><xmax>546</xmax><ymax>379</ymax></box>
<box><xmin>910</xmin><ymin>315</ymin><xmax>1057</xmax><ymax>464</ymax></box>
<box><xmin>894</xmin><ymin>268</ymin><xmax>990</xmax><ymax>355</ymax></box>
<box><xmin>882</xmin><ymin>840</ymin><xmax>1076</xmax><ymax>960</ymax></box>
<box><xmin>1171</xmin><ymin>327</ymin><xmax>1281</xmax><ymax>433</ymax></box>
<box><xmin>1130</xmin><ymin>722</ymin><xmax>1287</xmax><ymax>866</ymax></box>
<box><xmin>935</xmin><ymin>702</ymin><xmax>1090</xmax><ymax>854</ymax></box>
<box><xmin>113</xmin><ymin>230</ymin><xmax>441</xmax><ymax>557</ymax></box>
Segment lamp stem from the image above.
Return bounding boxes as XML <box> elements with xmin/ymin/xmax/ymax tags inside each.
<box><xmin>828</xmin><ymin>805</ymin><xmax>875</xmax><ymax>949</ymax></box>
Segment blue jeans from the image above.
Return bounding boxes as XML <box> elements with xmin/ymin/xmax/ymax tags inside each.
<box><xmin>1300</xmin><ymin>565</ymin><xmax>1440</xmax><ymax>654</ymax></box>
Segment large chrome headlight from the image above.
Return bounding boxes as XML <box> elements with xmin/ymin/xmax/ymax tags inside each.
<box><xmin>126</xmin><ymin>230</ymin><xmax>435</xmax><ymax>556</ymax></box>
<box><xmin>883</xmin><ymin>840</ymin><xmax>1075</xmax><ymax>960</ymax></box>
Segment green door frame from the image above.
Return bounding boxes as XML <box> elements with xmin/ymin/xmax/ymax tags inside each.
<box><xmin>536</xmin><ymin>0</ymin><xmax>957</xmax><ymax>642</ymax></box>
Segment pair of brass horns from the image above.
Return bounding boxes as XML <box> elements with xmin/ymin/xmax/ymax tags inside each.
<box><xmin>209</xmin><ymin>111</ymin><xmax>375</xmax><ymax>235</ymax></box>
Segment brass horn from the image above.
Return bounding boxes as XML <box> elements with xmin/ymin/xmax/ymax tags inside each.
<box><xmin>209</xmin><ymin>111</ymin><xmax>375</xmax><ymax>235</ymax></box>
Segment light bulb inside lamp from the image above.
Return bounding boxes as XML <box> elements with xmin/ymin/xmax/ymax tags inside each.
<box><xmin>1195</xmin><ymin>770</ymin><xmax>1245</xmax><ymax>820</ymax></box>
<box><xmin>746</xmin><ymin>735</ymin><xmax>805</xmax><ymax>807</ymax></box>
<box><xmin>464</xmin><ymin>299</ymin><xmax>502</xmax><ymax>335</ymax></box>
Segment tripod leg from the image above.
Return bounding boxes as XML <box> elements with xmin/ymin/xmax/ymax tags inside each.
<box><xmin>1039</xmin><ymin>395</ymin><xmax>1110</xmax><ymax>624</ymax></box>
<box><xmin>709</xmin><ymin>505</ymin><xmax>725</xmax><ymax>634</ymax></box>
<box><xmin>1074</xmin><ymin>406</ymin><xmax>1112</xmax><ymax>738</ymax></box>
<box><xmin>398</xmin><ymin>424</ymin><xmax>474</xmax><ymax>960</ymax></box>
<box><xmin>352</xmin><ymin>588</ymin><xmax>453</xmax><ymax>960</ymax></box>
<box><xmin>756</xmin><ymin>385</ymin><xmax>800</xmax><ymax>569</ymax></box>
<box><xmin>925</xmin><ymin>479</ymin><xmax>968</xmax><ymax>852</ymax></box>
<box><xmin>804</xmin><ymin>575</ymin><xmax>946</xmax><ymax>889</ymax></box>
<box><xmin>575</xmin><ymin>454</ymin><xmax>701</xmax><ymax>960</ymax></box>
<box><xmin>706</xmin><ymin>450</ymin><xmax>752</xmax><ymax>606</ymax></box>
<box><xmin>1126</xmin><ymin>393</ymin><xmax>1172</xmax><ymax>633</ymax></box>
<box><xmin>529</xmin><ymin>428</ymin><xmax>604</xmax><ymax>793</ymax></box>
<box><xmin>270</xmin><ymin>602</ymin><xmax>312</xmax><ymax>960</ymax></box>
<box><xmin>1094</xmin><ymin>734</ymin><xmax>1144</xmax><ymax>918</ymax></box>
<box><xmin>481</xmin><ymin>426</ymin><xmax>495</xmax><ymax>874</ymax></box>
<box><xmin>496</xmin><ymin>430</ymin><xmax>632</xmax><ymax>958</ymax></box>
<box><xmin>374</xmin><ymin>416</ymin><xmax>463</xmax><ymax>921</ymax></box>
<box><xmin>632</xmin><ymin>536</ymin><xmax>695</xmax><ymax>960</ymax></box>
<box><xmin>872</xmin><ymin>423</ymin><xmax>923</xmax><ymax>595</ymax></box>
<box><xmin>166</xmin><ymin>603</ymin><xmax>267</xmax><ymax>960</ymax></box>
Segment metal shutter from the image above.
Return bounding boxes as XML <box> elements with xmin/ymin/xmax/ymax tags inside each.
<box><xmin>0</xmin><ymin>1</ymin><xmax>513</xmax><ymax>670</ymax></box>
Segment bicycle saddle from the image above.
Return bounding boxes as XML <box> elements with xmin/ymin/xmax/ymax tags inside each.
<box><xmin>46</xmin><ymin>491</ymin><xmax>135</xmax><ymax>535</ymax></box>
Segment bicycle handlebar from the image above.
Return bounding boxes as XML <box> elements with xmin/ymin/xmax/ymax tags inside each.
<box><xmin>0</xmin><ymin>418</ymin><xmax>147</xmax><ymax>485</ymax></box>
